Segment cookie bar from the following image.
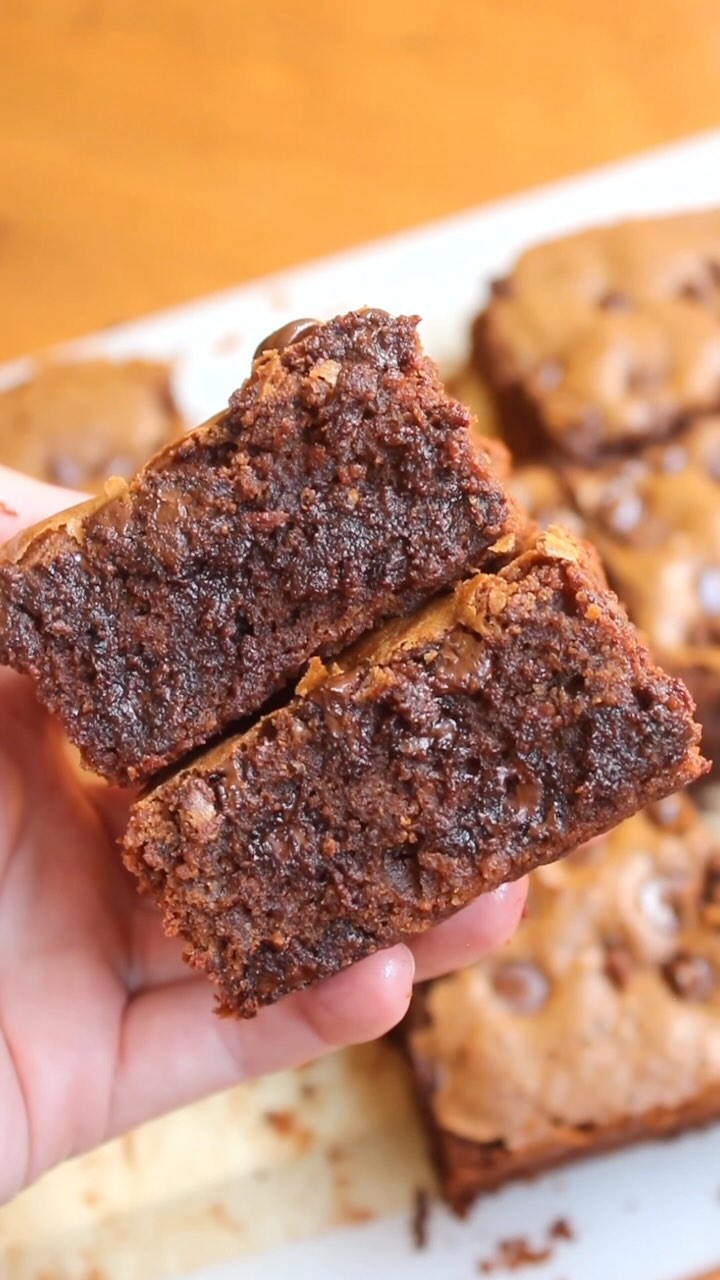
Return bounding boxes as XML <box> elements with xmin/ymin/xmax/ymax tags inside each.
<box><xmin>474</xmin><ymin>210</ymin><xmax>720</xmax><ymax>461</ymax></box>
<box><xmin>565</xmin><ymin>416</ymin><xmax>720</xmax><ymax>763</ymax></box>
<box><xmin>0</xmin><ymin>310</ymin><xmax>515</xmax><ymax>784</ymax></box>
<box><xmin>405</xmin><ymin>793</ymin><xmax>720</xmax><ymax>1212</ymax></box>
<box><xmin>124</xmin><ymin>529</ymin><xmax>706</xmax><ymax>1017</ymax></box>
<box><xmin>0</xmin><ymin>359</ymin><xmax>184</xmax><ymax>490</ymax></box>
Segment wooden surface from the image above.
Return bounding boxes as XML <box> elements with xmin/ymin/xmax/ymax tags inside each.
<box><xmin>1</xmin><ymin>0</ymin><xmax>720</xmax><ymax>361</ymax></box>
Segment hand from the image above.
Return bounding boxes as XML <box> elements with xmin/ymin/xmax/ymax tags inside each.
<box><xmin>0</xmin><ymin>464</ymin><xmax>526</xmax><ymax>1203</ymax></box>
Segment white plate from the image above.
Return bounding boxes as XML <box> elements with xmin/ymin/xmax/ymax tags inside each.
<box><xmin>4</xmin><ymin>129</ymin><xmax>720</xmax><ymax>1280</ymax></box>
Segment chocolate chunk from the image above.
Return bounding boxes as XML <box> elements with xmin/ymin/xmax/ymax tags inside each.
<box><xmin>604</xmin><ymin>938</ymin><xmax>636</xmax><ymax>990</ymax></box>
<box><xmin>492</xmin><ymin>960</ymin><xmax>550</xmax><ymax>1014</ymax></box>
<box><xmin>647</xmin><ymin>793</ymin><xmax>695</xmax><ymax>834</ymax></box>
<box><xmin>662</xmin><ymin>951</ymin><xmax>716</xmax><ymax>1001</ymax></box>
<box><xmin>597</xmin><ymin>289</ymin><xmax>630</xmax><ymax>311</ymax></box>
<box><xmin>639</xmin><ymin>875</ymin><xmax>687</xmax><ymax>933</ymax></box>
<box><xmin>253</xmin><ymin>317</ymin><xmax>320</xmax><ymax>360</ymax></box>
<box><xmin>701</xmin><ymin>856</ymin><xmax>720</xmax><ymax>928</ymax></box>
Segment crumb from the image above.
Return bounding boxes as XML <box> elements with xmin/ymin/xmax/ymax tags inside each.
<box><xmin>209</xmin><ymin>1202</ymin><xmax>242</xmax><ymax>1233</ymax></box>
<box><xmin>0</xmin><ymin>501</ymin><xmax>17</xmax><ymax>517</ymax></box>
<box><xmin>339</xmin><ymin>1202</ymin><xmax>373</xmax><ymax>1225</ymax></box>
<box><xmin>84</xmin><ymin>1269</ymin><xmax>106</xmax><ymax>1280</ymax></box>
<box><xmin>263</xmin><ymin>1108</ymin><xmax>314</xmax><ymax>1151</ymax></box>
<box><xmin>478</xmin><ymin>1236</ymin><xmax>553</xmax><ymax>1272</ymax></box>
<box><xmin>300</xmin><ymin>1080</ymin><xmax>317</xmax><ymax>1099</ymax></box>
<box><xmin>411</xmin><ymin>1187</ymin><xmax>431</xmax><ymax>1249</ymax></box>
<box><xmin>264</xmin><ymin>1108</ymin><xmax>294</xmax><ymax>1134</ymax></box>
<box><xmin>549</xmin><ymin>1217</ymin><xmax>574</xmax><ymax>1242</ymax></box>
<box><xmin>82</xmin><ymin>1189</ymin><xmax>100</xmax><ymax>1208</ymax></box>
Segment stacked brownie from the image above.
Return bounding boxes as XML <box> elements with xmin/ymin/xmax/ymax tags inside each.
<box><xmin>405</xmin><ymin>792</ymin><xmax>720</xmax><ymax>1212</ymax></box>
<box><xmin>0</xmin><ymin>308</ymin><xmax>705</xmax><ymax>1015</ymax></box>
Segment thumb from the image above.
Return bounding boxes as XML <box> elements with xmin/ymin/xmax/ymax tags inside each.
<box><xmin>0</xmin><ymin>465</ymin><xmax>86</xmax><ymax>543</ymax></box>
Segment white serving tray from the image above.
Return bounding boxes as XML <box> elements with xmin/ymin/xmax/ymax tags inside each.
<box><xmin>3</xmin><ymin>129</ymin><xmax>720</xmax><ymax>1280</ymax></box>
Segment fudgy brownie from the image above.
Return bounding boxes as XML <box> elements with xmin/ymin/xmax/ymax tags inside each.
<box><xmin>564</xmin><ymin>416</ymin><xmax>720</xmax><ymax>764</ymax></box>
<box><xmin>0</xmin><ymin>359</ymin><xmax>184</xmax><ymax>490</ymax></box>
<box><xmin>474</xmin><ymin>210</ymin><xmax>720</xmax><ymax>461</ymax></box>
<box><xmin>124</xmin><ymin>529</ymin><xmax>706</xmax><ymax>1017</ymax></box>
<box><xmin>405</xmin><ymin>793</ymin><xmax>720</xmax><ymax>1213</ymax></box>
<box><xmin>0</xmin><ymin>310</ymin><xmax>516</xmax><ymax>784</ymax></box>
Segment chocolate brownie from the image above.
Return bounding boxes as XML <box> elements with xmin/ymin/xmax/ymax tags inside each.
<box><xmin>564</xmin><ymin>416</ymin><xmax>720</xmax><ymax>763</ymax></box>
<box><xmin>0</xmin><ymin>310</ymin><xmax>516</xmax><ymax>784</ymax></box>
<box><xmin>474</xmin><ymin>210</ymin><xmax>720</xmax><ymax>461</ymax></box>
<box><xmin>406</xmin><ymin>793</ymin><xmax>720</xmax><ymax>1212</ymax></box>
<box><xmin>124</xmin><ymin>529</ymin><xmax>706</xmax><ymax>1017</ymax></box>
<box><xmin>0</xmin><ymin>359</ymin><xmax>184</xmax><ymax>490</ymax></box>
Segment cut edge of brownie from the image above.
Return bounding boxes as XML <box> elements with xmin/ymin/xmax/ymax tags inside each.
<box><xmin>406</xmin><ymin>979</ymin><xmax>720</xmax><ymax>1214</ymax></box>
<box><xmin>0</xmin><ymin>309</ymin><xmax>517</xmax><ymax>785</ymax></box>
<box><xmin>123</xmin><ymin>527</ymin><xmax>707</xmax><ymax>1018</ymax></box>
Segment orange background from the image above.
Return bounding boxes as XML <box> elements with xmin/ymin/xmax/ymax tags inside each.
<box><xmin>1</xmin><ymin>0</ymin><xmax>719</xmax><ymax>360</ymax></box>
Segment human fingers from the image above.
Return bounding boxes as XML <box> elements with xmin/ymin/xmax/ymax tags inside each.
<box><xmin>108</xmin><ymin>945</ymin><xmax>415</xmax><ymax>1137</ymax></box>
<box><xmin>408</xmin><ymin>878</ymin><xmax>527</xmax><ymax>982</ymax></box>
<box><xmin>0</xmin><ymin>464</ymin><xmax>84</xmax><ymax>541</ymax></box>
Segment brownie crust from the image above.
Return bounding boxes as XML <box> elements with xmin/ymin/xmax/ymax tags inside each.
<box><xmin>0</xmin><ymin>358</ymin><xmax>184</xmax><ymax>490</ymax></box>
<box><xmin>405</xmin><ymin>796</ymin><xmax>720</xmax><ymax>1212</ymax></box>
<box><xmin>124</xmin><ymin>530</ymin><xmax>706</xmax><ymax>1017</ymax></box>
<box><xmin>474</xmin><ymin>211</ymin><xmax>720</xmax><ymax>461</ymax></box>
<box><xmin>0</xmin><ymin>310</ymin><xmax>515</xmax><ymax>784</ymax></box>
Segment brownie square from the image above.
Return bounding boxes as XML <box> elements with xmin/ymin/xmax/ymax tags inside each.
<box><xmin>0</xmin><ymin>310</ymin><xmax>515</xmax><ymax>784</ymax></box>
<box><xmin>124</xmin><ymin>529</ymin><xmax>706</xmax><ymax>1017</ymax></box>
<box><xmin>405</xmin><ymin>793</ymin><xmax>720</xmax><ymax>1213</ymax></box>
<box><xmin>474</xmin><ymin>210</ymin><xmax>720</xmax><ymax>461</ymax></box>
<box><xmin>0</xmin><ymin>359</ymin><xmax>184</xmax><ymax>490</ymax></box>
<box><xmin>564</xmin><ymin>416</ymin><xmax>720</xmax><ymax>764</ymax></box>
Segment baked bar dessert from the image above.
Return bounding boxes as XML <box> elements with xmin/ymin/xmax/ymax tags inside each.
<box><xmin>564</xmin><ymin>416</ymin><xmax>720</xmax><ymax>763</ymax></box>
<box><xmin>0</xmin><ymin>359</ymin><xmax>184</xmax><ymax>490</ymax></box>
<box><xmin>0</xmin><ymin>310</ymin><xmax>516</xmax><ymax>784</ymax></box>
<box><xmin>405</xmin><ymin>792</ymin><xmax>720</xmax><ymax>1212</ymax></box>
<box><xmin>473</xmin><ymin>210</ymin><xmax>720</xmax><ymax>461</ymax></box>
<box><xmin>124</xmin><ymin>529</ymin><xmax>706</xmax><ymax>1017</ymax></box>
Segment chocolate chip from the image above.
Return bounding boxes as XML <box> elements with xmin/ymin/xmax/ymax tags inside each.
<box><xmin>626</xmin><ymin>366</ymin><xmax>664</xmax><ymax>394</ymax></box>
<box><xmin>253</xmin><ymin>318</ymin><xmax>320</xmax><ymax>361</ymax></box>
<box><xmin>639</xmin><ymin>875</ymin><xmax>687</xmax><ymax>933</ymax></box>
<box><xmin>660</xmin><ymin>443</ymin><xmax>687</xmax><ymax>475</ymax></box>
<box><xmin>492</xmin><ymin>960</ymin><xmax>550</xmax><ymax>1013</ymax></box>
<box><xmin>604</xmin><ymin>938</ymin><xmax>636</xmax><ymax>990</ymax></box>
<box><xmin>708</xmin><ymin>260</ymin><xmax>720</xmax><ymax>287</ymax></box>
<box><xmin>699</xmin><ymin>566</ymin><xmax>720</xmax><ymax>616</ymax></box>
<box><xmin>601</xmin><ymin>491</ymin><xmax>645</xmax><ymax>539</ymax></box>
<box><xmin>503</xmin><ymin>774</ymin><xmax>542</xmax><ymax>815</ymax></box>
<box><xmin>677</xmin><ymin>279</ymin><xmax>707</xmax><ymax>303</ymax></box>
<box><xmin>535</xmin><ymin>361</ymin><xmax>563</xmax><ymax>392</ymax></box>
<box><xmin>490</xmin><ymin>277</ymin><xmax>513</xmax><ymax>299</ymax></box>
<box><xmin>597</xmin><ymin>289</ymin><xmax>630</xmax><ymax>311</ymax></box>
<box><xmin>48</xmin><ymin>455</ymin><xmax>89</xmax><ymax>487</ymax></box>
<box><xmin>701</xmin><ymin>857</ymin><xmax>720</xmax><ymax>928</ymax></box>
<box><xmin>662</xmin><ymin>951</ymin><xmax>716</xmax><ymax>1001</ymax></box>
<box><xmin>646</xmin><ymin>793</ymin><xmax>695</xmax><ymax>834</ymax></box>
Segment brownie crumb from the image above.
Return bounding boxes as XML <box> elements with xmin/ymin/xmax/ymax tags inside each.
<box><xmin>411</xmin><ymin>1187</ymin><xmax>431</xmax><ymax>1250</ymax></box>
<box><xmin>478</xmin><ymin>1236</ymin><xmax>552</xmax><ymax>1272</ymax></box>
<box><xmin>549</xmin><ymin>1217</ymin><xmax>575</xmax><ymax>1242</ymax></box>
